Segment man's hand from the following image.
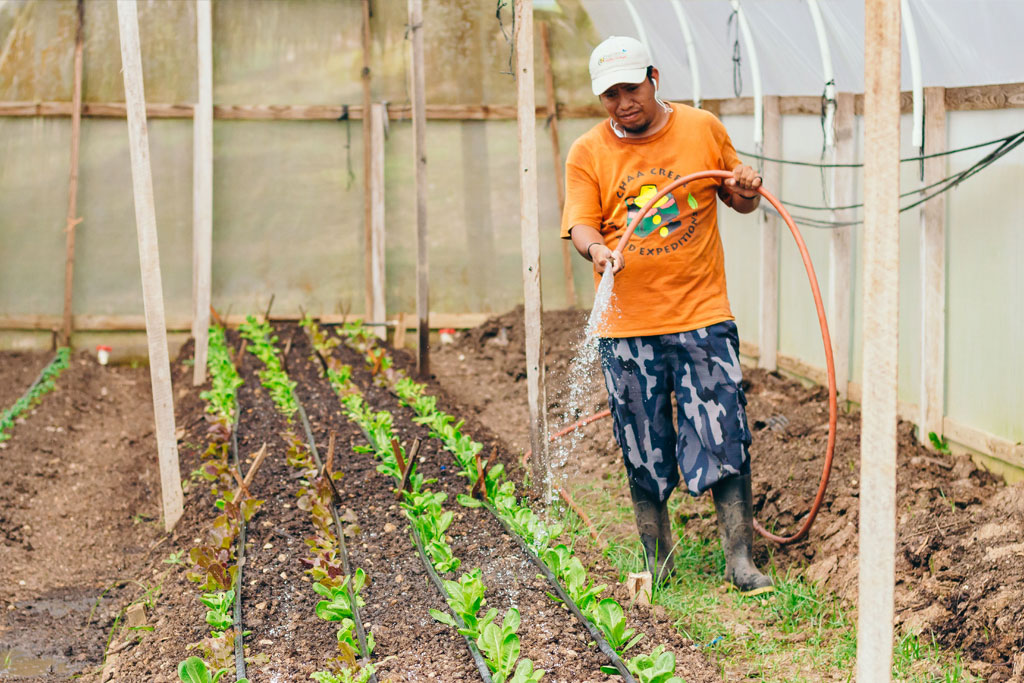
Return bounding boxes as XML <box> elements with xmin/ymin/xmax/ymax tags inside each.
<box><xmin>589</xmin><ymin>243</ymin><xmax>625</xmax><ymax>275</ymax></box>
<box><xmin>722</xmin><ymin>165</ymin><xmax>762</xmax><ymax>198</ymax></box>
<box><xmin>720</xmin><ymin>165</ymin><xmax>761</xmax><ymax>214</ymax></box>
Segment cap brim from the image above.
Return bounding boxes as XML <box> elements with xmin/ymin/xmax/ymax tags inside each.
<box><xmin>592</xmin><ymin>67</ymin><xmax>649</xmax><ymax>96</ymax></box>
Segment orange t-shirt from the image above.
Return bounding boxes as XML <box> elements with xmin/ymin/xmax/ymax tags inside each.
<box><xmin>561</xmin><ymin>105</ymin><xmax>741</xmax><ymax>338</ymax></box>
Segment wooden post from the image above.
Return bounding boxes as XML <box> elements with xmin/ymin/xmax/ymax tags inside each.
<box><xmin>538</xmin><ymin>21</ymin><xmax>575</xmax><ymax>309</ymax></box>
<box><xmin>858</xmin><ymin>0</ymin><xmax>901</xmax><ymax>679</ymax></box>
<box><xmin>829</xmin><ymin>93</ymin><xmax>856</xmax><ymax>400</ymax></box>
<box><xmin>116</xmin><ymin>0</ymin><xmax>185</xmax><ymax>532</ymax></box>
<box><xmin>192</xmin><ymin>0</ymin><xmax>213</xmax><ymax>386</ymax></box>
<box><xmin>919</xmin><ymin>86</ymin><xmax>946</xmax><ymax>445</ymax></box>
<box><xmin>408</xmin><ymin>0</ymin><xmax>429</xmax><ymax>377</ymax></box>
<box><xmin>60</xmin><ymin>0</ymin><xmax>84</xmax><ymax>348</ymax></box>
<box><xmin>361</xmin><ymin>0</ymin><xmax>374</xmax><ymax>324</ymax></box>
<box><xmin>757</xmin><ymin>95</ymin><xmax>780</xmax><ymax>371</ymax></box>
<box><xmin>369</xmin><ymin>102</ymin><xmax>387</xmax><ymax>339</ymax></box>
<box><xmin>515</xmin><ymin>0</ymin><xmax>550</xmax><ymax>494</ymax></box>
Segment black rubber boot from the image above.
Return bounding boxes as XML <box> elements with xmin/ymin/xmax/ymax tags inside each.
<box><xmin>628</xmin><ymin>479</ymin><xmax>675</xmax><ymax>583</ymax></box>
<box><xmin>711</xmin><ymin>473</ymin><xmax>774</xmax><ymax>595</ymax></box>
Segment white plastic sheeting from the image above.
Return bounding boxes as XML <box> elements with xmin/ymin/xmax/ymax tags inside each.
<box><xmin>581</xmin><ymin>0</ymin><xmax>1024</xmax><ymax>100</ymax></box>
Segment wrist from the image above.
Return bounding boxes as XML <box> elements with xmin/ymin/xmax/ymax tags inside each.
<box><xmin>585</xmin><ymin>241</ymin><xmax>603</xmax><ymax>261</ymax></box>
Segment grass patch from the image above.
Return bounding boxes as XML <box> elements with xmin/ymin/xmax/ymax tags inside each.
<box><xmin>552</xmin><ymin>478</ymin><xmax>977</xmax><ymax>682</ymax></box>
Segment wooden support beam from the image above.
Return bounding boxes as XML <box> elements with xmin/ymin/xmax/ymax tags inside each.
<box><xmin>115</xmin><ymin>0</ymin><xmax>184</xmax><ymax>532</ymax></box>
<box><xmin>2</xmin><ymin>83</ymin><xmax>1022</xmax><ymax>122</ymax></box>
<box><xmin>858</xmin><ymin>0</ymin><xmax>901</xmax><ymax>679</ymax></box>
<box><xmin>757</xmin><ymin>95</ymin><xmax>780</xmax><ymax>371</ymax></box>
<box><xmin>361</xmin><ymin>0</ymin><xmax>374</xmax><ymax>333</ymax></box>
<box><xmin>408</xmin><ymin>0</ymin><xmax>429</xmax><ymax>377</ymax></box>
<box><xmin>919</xmin><ymin>87</ymin><xmax>947</xmax><ymax>446</ymax></box>
<box><xmin>60</xmin><ymin>0</ymin><xmax>84</xmax><ymax>348</ymax></box>
<box><xmin>514</xmin><ymin>0</ymin><xmax>550</xmax><ymax>495</ymax></box>
<box><xmin>369</xmin><ymin>102</ymin><xmax>387</xmax><ymax>340</ymax></box>
<box><xmin>539</xmin><ymin>21</ymin><xmax>575</xmax><ymax>309</ymax></box>
<box><xmin>192</xmin><ymin>0</ymin><xmax>213</xmax><ymax>386</ymax></box>
<box><xmin>829</xmin><ymin>93</ymin><xmax>856</xmax><ymax>400</ymax></box>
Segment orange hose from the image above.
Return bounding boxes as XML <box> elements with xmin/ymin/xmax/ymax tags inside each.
<box><xmin>527</xmin><ymin>170</ymin><xmax>837</xmax><ymax>546</ymax></box>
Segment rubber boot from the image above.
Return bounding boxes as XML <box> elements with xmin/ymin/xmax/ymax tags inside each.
<box><xmin>711</xmin><ymin>473</ymin><xmax>774</xmax><ymax>595</ymax></box>
<box><xmin>628</xmin><ymin>479</ymin><xmax>675</xmax><ymax>583</ymax></box>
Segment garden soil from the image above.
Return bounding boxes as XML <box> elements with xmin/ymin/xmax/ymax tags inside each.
<box><xmin>0</xmin><ymin>351</ymin><xmax>52</xmax><ymax>412</ymax></box>
<box><xmin>0</xmin><ymin>352</ymin><xmax>165</xmax><ymax>680</ymax></box>
<box><xmin>430</xmin><ymin>307</ymin><xmax>1024</xmax><ymax>682</ymax></box>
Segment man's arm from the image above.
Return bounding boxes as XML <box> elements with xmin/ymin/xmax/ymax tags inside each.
<box><xmin>718</xmin><ymin>164</ymin><xmax>762</xmax><ymax>214</ymax></box>
<box><xmin>569</xmin><ymin>224</ymin><xmax>623</xmax><ymax>274</ymax></box>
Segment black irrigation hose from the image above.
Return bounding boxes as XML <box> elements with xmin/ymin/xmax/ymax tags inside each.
<box><xmin>296</xmin><ymin>403</ymin><xmax>379</xmax><ymax>683</ymax></box>
<box><xmin>482</xmin><ymin>502</ymin><xmax>637</xmax><ymax>683</ymax></box>
<box><xmin>350</xmin><ymin>421</ymin><xmax>493</xmax><ymax>682</ymax></box>
<box><xmin>409</xmin><ymin>523</ymin><xmax>495</xmax><ymax>683</ymax></box>
<box><xmin>229</xmin><ymin>412</ymin><xmax>247</xmax><ymax>681</ymax></box>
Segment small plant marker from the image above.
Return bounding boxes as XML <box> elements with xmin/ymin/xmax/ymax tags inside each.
<box><xmin>325</xmin><ymin>430</ymin><xmax>337</xmax><ymax>476</ymax></box>
<box><xmin>626</xmin><ymin>572</ymin><xmax>653</xmax><ymax>607</ymax></box>
<box><xmin>470</xmin><ymin>447</ymin><xmax>497</xmax><ymax>500</ymax></box>
<box><xmin>125</xmin><ymin>602</ymin><xmax>147</xmax><ymax>628</ymax></box>
<box><xmin>394</xmin><ymin>312</ymin><xmax>407</xmax><ymax>349</ymax></box>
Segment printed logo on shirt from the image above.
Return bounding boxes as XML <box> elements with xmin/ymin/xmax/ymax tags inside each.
<box><xmin>625</xmin><ymin>184</ymin><xmax>682</xmax><ymax>238</ymax></box>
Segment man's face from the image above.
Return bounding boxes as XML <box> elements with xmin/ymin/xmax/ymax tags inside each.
<box><xmin>598</xmin><ymin>68</ymin><xmax>660</xmax><ymax>135</ymax></box>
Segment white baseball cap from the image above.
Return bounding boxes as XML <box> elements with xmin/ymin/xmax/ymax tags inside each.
<box><xmin>589</xmin><ymin>36</ymin><xmax>652</xmax><ymax>96</ymax></box>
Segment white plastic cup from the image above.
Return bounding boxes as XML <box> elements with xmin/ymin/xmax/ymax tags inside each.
<box><xmin>96</xmin><ymin>345</ymin><xmax>111</xmax><ymax>366</ymax></box>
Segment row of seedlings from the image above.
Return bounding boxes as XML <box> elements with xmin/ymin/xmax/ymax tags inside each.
<box><xmin>0</xmin><ymin>347</ymin><xmax>70</xmax><ymax>443</ymax></box>
<box><xmin>301</xmin><ymin>318</ymin><xmax>544</xmax><ymax>683</ymax></box>
<box><xmin>237</xmin><ymin>316</ymin><xmax>377</xmax><ymax>683</ymax></box>
<box><xmin>340</xmin><ymin>321</ymin><xmax>688</xmax><ymax>683</ymax></box>
<box><xmin>180</xmin><ymin>326</ymin><xmax>257</xmax><ymax>682</ymax></box>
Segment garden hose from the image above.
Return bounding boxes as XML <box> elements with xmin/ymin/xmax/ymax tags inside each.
<box><xmin>526</xmin><ymin>170</ymin><xmax>837</xmax><ymax>546</ymax></box>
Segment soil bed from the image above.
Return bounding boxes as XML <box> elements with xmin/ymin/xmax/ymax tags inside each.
<box><xmin>309</xmin><ymin>325</ymin><xmax>721</xmax><ymax>683</ymax></box>
<box><xmin>430</xmin><ymin>307</ymin><xmax>1024</xmax><ymax>681</ymax></box>
<box><xmin>0</xmin><ymin>350</ymin><xmax>53</xmax><ymax>412</ymax></box>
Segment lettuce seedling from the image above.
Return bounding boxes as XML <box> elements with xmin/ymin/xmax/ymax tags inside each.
<box><xmin>313</xmin><ymin>569</ymin><xmax>367</xmax><ymax>622</ymax></box>
<box><xmin>430</xmin><ymin>568</ymin><xmax>496</xmax><ymax>640</ymax></box>
<box><xmin>590</xmin><ymin>598</ymin><xmax>644</xmax><ymax>654</ymax></box>
<box><xmin>199</xmin><ymin>590</ymin><xmax>235</xmax><ymax>635</ymax></box>
<box><xmin>177</xmin><ymin>655</ymin><xmax>248</xmax><ymax>683</ymax></box>
<box><xmin>601</xmin><ymin>645</ymin><xmax>684</xmax><ymax>683</ymax></box>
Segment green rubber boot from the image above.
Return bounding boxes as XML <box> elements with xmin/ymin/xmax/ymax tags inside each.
<box><xmin>711</xmin><ymin>473</ymin><xmax>774</xmax><ymax>595</ymax></box>
<box><xmin>628</xmin><ymin>479</ymin><xmax>675</xmax><ymax>583</ymax></box>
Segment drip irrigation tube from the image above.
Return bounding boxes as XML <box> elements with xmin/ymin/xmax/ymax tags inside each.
<box><xmin>229</xmin><ymin>411</ymin><xmax>247</xmax><ymax>681</ymax></box>
<box><xmin>296</xmin><ymin>403</ymin><xmax>379</xmax><ymax>683</ymax></box>
<box><xmin>483</xmin><ymin>501</ymin><xmax>637</xmax><ymax>683</ymax></box>
<box><xmin>349</xmin><ymin>420</ymin><xmax>494</xmax><ymax>682</ymax></box>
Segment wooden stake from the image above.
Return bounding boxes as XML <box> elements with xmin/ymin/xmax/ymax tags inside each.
<box><xmin>115</xmin><ymin>0</ymin><xmax>184</xmax><ymax>532</ymax></box>
<box><xmin>757</xmin><ymin>95</ymin><xmax>781</xmax><ymax>371</ymax></box>
<box><xmin>393</xmin><ymin>312</ymin><xmax>407</xmax><ymax>349</ymax></box>
<box><xmin>233</xmin><ymin>442</ymin><xmax>268</xmax><ymax>501</ymax></box>
<box><xmin>919</xmin><ymin>86</ymin><xmax>947</xmax><ymax>445</ymax></box>
<box><xmin>391</xmin><ymin>437</ymin><xmax>406</xmax><ymax>475</ymax></box>
<box><xmin>263</xmin><ymin>293</ymin><xmax>275</xmax><ymax>323</ymax></box>
<box><xmin>408</xmin><ymin>0</ymin><xmax>429</xmax><ymax>377</ymax></box>
<box><xmin>515</xmin><ymin>0</ymin><xmax>550</xmax><ymax>496</ymax></box>
<box><xmin>362</xmin><ymin>0</ymin><xmax>374</xmax><ymax>325</ymax></box>
<box><xmin>60</xmin><ymin>0</ymin><xmax>84</xmax><ymax>348</ymax></box>
<box><xmin>829</xmin><ymin>93</ymin><xmax>856</xmax><ymax>401</ymax></box>
<box><xmin>325</xmin><ymin>431</ymin><xmax>336</xmax><ymax>477</ymax></box>
<box><xmin>538</xmin><ymin>21</ymin><xmax>575</xmax><ymax>309</ymax></box>
<box><xmin>396</xmin><ymin>438</ymin><xmax>420</xmax><ymax>499</ymax></box>
<box><xmin>626</xmin><ymin>572</ymin><xmax>652</xmax><ymax>606</ymax></box>
<box><xmin>858</xmin><ymin>0</ymin><xmax>901</xmax><ymax>679</ymax></box>
<box><xmin>192</xmin><ymin>0</ymin><xmax>213</xmax><ymax>386</ymax></box>
<box><xmin>369</xmin><ymin>102</ymin><xmax>387</xmax><ymax>339</ymax></box>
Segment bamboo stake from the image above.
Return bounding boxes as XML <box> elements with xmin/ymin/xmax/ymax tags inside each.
<box><xmin>858</xmin><ymin>0</ymin><xmax>901</xmax><ymax>679</ymax></box>
<box><xmin>361</xmin><ymin>0</ymin><xmax>374</xmax><ymax>326</ymax></box>
<box><xmin>828</xmin><ymin>93</ymin><xmax>856</xmax><ymax>401</ymax></box>
<box><xmin>115</xmin><ymin>0</ymin><xmax>184</xmax><ymax>532</ymax></box>
<box><xmin>515</xmin><ymin>0</ymin><xmax>550</xmax><ymax>496</ymax></box>
<box><xmin>538</xmin><ymin>21</ymin><xmax>575</xmax><ymax>309</ymax></box>
<box><xmin>408</xmin><ymin>0</ymin><xmax>429</xmax><ymax>377</ymax></box>
<box><xmin>192</xmin><ymin>0</ymin><xmax>213</xmax><ymax>386</ymax></box>
<box><xmin>60</xmin><ymin>0</ymin><xmax>84</xmax><ymax>348</ymax></box>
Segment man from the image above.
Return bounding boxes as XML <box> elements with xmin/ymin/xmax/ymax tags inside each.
<box><xmin>561</xmin><ymin>36</ymin><xmax>772</xmax><ymax>594</ymax></box>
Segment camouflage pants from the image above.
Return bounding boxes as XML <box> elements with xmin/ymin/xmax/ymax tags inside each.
<box><xmin>599</xmin><ymin>320</ymin><xmax>752</xmax><ymax>502</ymax></box>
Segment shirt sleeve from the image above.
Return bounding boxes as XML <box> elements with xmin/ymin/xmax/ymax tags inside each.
<box><xmin>560</xmin><ymin>140</ymin><xmax>602</xmax><ymax>239</ymax></box>
<box><xmin>713</xmin><ymin>116</ymin><xmax>742</xmax><ymax>171</ymax></box>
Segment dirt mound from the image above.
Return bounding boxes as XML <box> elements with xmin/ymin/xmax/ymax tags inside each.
<box><xmin>431</xmin><ymin>307</ymin><xmax>1024</xmax><ymax>680</ymax></box>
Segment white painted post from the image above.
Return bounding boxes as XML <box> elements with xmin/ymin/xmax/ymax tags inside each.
<box><xmin>858</xmin><ymin>0</ymin><xmax>901</xmax><ymax>679</ymax></box>
<box><xmin>116</xmin><ymin>0</ymin><xmax>184</xmax><ymax>532</ymax></box>
<box><xmin>370</xmin><ymin>102</ymin><xmax>387</xmax><ymax>340</ymax></box>
<box><xmin>408</xmin><ymin>0</ymin><xmax>429</xmax><ymax>376</ymax></box>
<box><xmin>919</xmin><ymin>87</ymin><xmax>946</xmax><ymax>444</ymax></box>
<box><xmin>757</xmin><ymin>95</ymin><xmax>780</xmax><ymax>371</ymax></box>
<box><xmin>829</xmin><ymin>93</ymin><xmax>856</xmax><ymax>400</ymax></box>
<box><xmin>514</xmin><ymin>0</ymin><xmax>550</xmax><ymax>494</ymax></box>
<box><xmin>192</xmin><ymin>0</ymin><xmax>213</xmax><ymax>386</ymax></box>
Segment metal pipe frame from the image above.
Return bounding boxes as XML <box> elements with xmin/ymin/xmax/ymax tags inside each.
<box><xmin>669</xmin><ymin>0</ymin><xmax>702</xmax><ymax>109</ymax></box>
<box><xmin>807</xmin><ymin>0</ymin><xmax>837</xmax><ymax>149</ymax></box>
<box><xmin>730</xmin><ymin>0</ymin><xmax>764</xmax><ymax>147</ymax></box>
